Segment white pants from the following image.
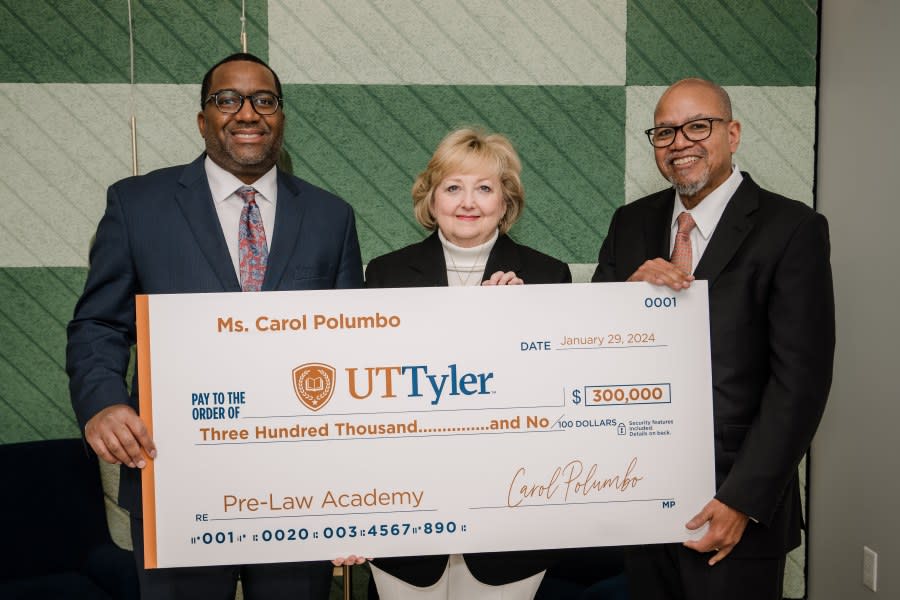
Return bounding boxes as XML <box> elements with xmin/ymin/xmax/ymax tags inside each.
<box><xmin>370</xmin><ymin>554</ymin><xmax>545</xmax><ymax>600</ymax></box>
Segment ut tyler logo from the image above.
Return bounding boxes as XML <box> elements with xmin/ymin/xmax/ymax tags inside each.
<box><xmin>292</xmin><ymin>363</ymin><xmax>335</xmax><ymax>411</ymax></box>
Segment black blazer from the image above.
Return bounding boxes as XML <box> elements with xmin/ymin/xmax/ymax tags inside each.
<box><xmin>366</xmin><ymin>230</ymin><xmax>570</xmax><ymax>586</ymax></box>
<box><xmin>366</xmin><ymin>230</ymin><xmax>572</xmax><ymax>288</ymax></box>
<box><xmin>592</xmin><ymin>173</ymin><xmax>835</xmax><ymax>558</ymax></box>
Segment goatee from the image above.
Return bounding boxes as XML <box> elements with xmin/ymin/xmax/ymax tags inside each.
<box><xmin>668</xmin><ymin>175</ymin><xmax>707</xmax><ymax>198</ymax></box>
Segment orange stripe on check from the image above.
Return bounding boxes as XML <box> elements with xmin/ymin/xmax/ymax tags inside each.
<box><xmin>136</xmin><ymin>295</ymin><xmax>158</xmax><ymax>569</ymax></box>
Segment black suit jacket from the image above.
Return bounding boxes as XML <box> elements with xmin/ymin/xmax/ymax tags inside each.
<box><xmin>366</xmin><ymin>230</ymin><xmax>572</xmax><ymax>288</ymax></box>
<box><xmin>365</xmin><ymin>231</ymin><xmax>570</xmax><ymax>586</ymax></box>
<box><xmin>67</xmin><ymin>154</ymin><xmax>363</xmax><ymax>514</ymax></box>
<box><xmin>592</xmin><ymin>173</ymin><xmax>834</xmax><ymax>558</ymax></box>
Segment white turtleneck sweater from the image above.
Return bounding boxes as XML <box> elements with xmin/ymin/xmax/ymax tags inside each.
<box><xmin>438</xmin><ymin>229</ymin><xmax>499</xmax><ymax>287</ymax></box>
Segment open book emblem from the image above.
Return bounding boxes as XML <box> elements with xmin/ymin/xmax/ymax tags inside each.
<box><xmin>292</xmin><ymin>363</ymin><xmax>336</xmax><ymax>411</ymax></box>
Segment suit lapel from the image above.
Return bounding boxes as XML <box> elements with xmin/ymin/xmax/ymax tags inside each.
<box><xmin>645</xmin><ymin>192</ymin><xmax>675</xmax><ymax>261</ymax></box>
<box><xmin>262</xmin><ymin>171</ymin><xmax>303</xmax><ymax>291</ymax></box>
<box><xmin>409</xmin><ymin>232</ymin><xmax>450</xmax><ymax>286</ymax></box>
<box><xmin>694</xmin><ymin>174</ymin><xmax>759</xmax><ymax>285</ymax></box>
<box><xmin>483</xmin><ymin>235</ymin><xmax>522</xmax><ymax>280</ymax></box>
<box><xmin>175</xmin><ymin>156</ymin><xmax>241</xmax><ymax>291</ymax></box>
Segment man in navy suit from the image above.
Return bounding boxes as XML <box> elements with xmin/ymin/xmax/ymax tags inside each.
<box><xmin>67</xmin><ymin>53</ymin><xmax>362</xmax><ymax>599</ymax></box>
<box><xmin>592</xmin><ymin>78</ymin><xmax>834</xmax><ymax>599</ymax></box>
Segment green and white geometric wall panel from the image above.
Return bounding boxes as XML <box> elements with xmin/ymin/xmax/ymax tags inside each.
<box><xmin>278</xmin><ymin>83</ymin><xmax>624</xmax><ymax>262</ymax></box>
<box><xmin>269</xmin><ymin>0</ymin><xmax>626</xmax><ymax>85</ymax></box>
<box><xmin>626</xmin><ymin>85</ymin><xmax>816</xmax><ymax>206</ymax></box>
<box><xmin>0</xmin><ymin>1</ymin><xmax>820</xmax><ymax>596</ymax></box>
<box><xmin>0</xmin><ymin>267</ymin><xmax>86</xmax><ymax>441</ymax></box>
<box><xmin>627</xmin><ymin>0</ymin><xmax>817</xmax><ymax>85</ymax></box>
<box><xmin>0</xmin><ymin>83</ymin><xmax>205</xmax><ymax>267</ymax></box>
<box><xmin>0</xmin><ymin>1</ymin><xmax>269</xmax><ymax>83</ymax></box>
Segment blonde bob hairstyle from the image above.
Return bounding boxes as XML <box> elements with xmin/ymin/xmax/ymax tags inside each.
<box><xmin>412</xmin><ymin>128</ymin><xmax>524</xmax><ymax>234</ymax></box>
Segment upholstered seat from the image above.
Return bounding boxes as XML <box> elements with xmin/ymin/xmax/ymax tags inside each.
<box><xmin>0</xmin><ymin>439</ymin><xmax>139</xmax><ymax>600</ymax></box>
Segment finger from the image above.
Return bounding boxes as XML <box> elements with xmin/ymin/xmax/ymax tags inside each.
<box><xmin>108</xmin><ymin>414</ymin><xmax>155</xmax><ymax>468</ymax></box>
<box><xmin>125</xmin><ymin>411</ymin><xmax>157</xmax><ymax>460</ymax></box>
<box><xmin>87</xmin><ymin>436</ymin><xmax>120</xmax><ymax>466</ymax></box>
<box><xmin>500</xmin><ymin>272</ymin><xmax>523</xmax><ymax>285</ymax></box>
<box><xmin>490</xmin><ymin>271</ymin><xmax>515</xmax><ymax>285</ymax></box>
<box><xmin>501</xmin><ymin>271</ymin><xmax>519</xmax><ymax>284</ymax></box>
<box><xmin>86</xmin><ymin>421</ymin><xmax>132</xmax><ymax>466</ymax></box>
<box><xmin>668</xmin><ymin>273</ymin><xmax>694</xmax><ymax>289</ymax></box>
<box><xmin>100</xmin><ymin>429</ymin><xmax>139</xmax><ymax>467</ymax></box>
<box><xmin>683</xmin><ymin>536</ymin><xmax>718</xmax><ymax>554</ymax></box>
<box><xmin>333</xmin><ymin>555</ymin><xmax>367</xmax><ymax>566</ymax></box>
<box><xmin>651</xmin><ymin>270</ymin><xmax>692</xmax><ymax>290</ymax></box>
<box><xmin>685</xmin><ymin>508</ymin><xmax>711</xmax><ymax>530</ymax></box>
<box><xmin>628</xmin><ymin>260</ymin><xmax>694</xmax><ymax>290</ymax></box>
<box><xmin>628</xmin><ymin>259</ymin><xmax>671</xmax><ymax>280</ymax></box>
<box><xmin>708</xmin><ymin>546</ymin><xmax>731</xmax><ymax>566</ymax></box>
<box><xmin>110</xmin><ymin>409</ymin><xmax>156</xmax><ymax>468</ymax></box>
<box><xmin>85</xmin><ymin>405</ymin><xmax>154</xmax><ymax>468</ymax></box>
<box><xmin>628</xmin><ymin>267</ymin><xmax>673</xmax><ymax>285</ymax></box>
<box><xmin>105</xmin><ymin>425</ymin><xmax>146</xmax><ymax>468</ymax></box>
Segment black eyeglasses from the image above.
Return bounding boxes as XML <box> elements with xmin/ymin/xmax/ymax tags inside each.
<box><xmin>204</xmin><ymin>89</ymin><xmax>283</xmax><ymax>115</ymax></box>
<box><xmin>644</xmin><ymin>118</ymin><xmax>725</xmax><ymax>148</ymax></box>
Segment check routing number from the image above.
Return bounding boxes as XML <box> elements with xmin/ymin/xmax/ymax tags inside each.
<box><xmin>137</xmin><ymin>282</ymin><xmax>715</xmax><ymax>568</ymax></box>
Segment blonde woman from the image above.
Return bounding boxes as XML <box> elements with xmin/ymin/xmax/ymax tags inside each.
<box><xmin>364</xmin><ymin>128</ymin><xmax>569</xmax><ymax>599</ymax></box>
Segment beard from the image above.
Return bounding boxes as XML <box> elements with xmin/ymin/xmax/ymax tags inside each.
<box><xmin>203</xmin><ymin>121</ymin><xmax>283</xmax><ymax>176</ymax></box>
<box><xmin>668</xmin><ymin>171</ymin><xmax>708</xmax><ymax>197</ymax></box>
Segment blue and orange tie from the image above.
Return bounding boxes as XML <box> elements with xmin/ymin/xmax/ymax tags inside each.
<box><xmin>236</xmin><ymin>186</ymin><xmax>268</xmax><ymax>291</ymax></box>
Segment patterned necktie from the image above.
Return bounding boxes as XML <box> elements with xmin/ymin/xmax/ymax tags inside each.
<box><xmin>236</xmin><ymin>186</ymin><xmax>268</xmax><ymax>292</ymax></box>
<box><xmin>670</xmin><ymin>211</ymin><xmax>696</xmax><ymax>274</ymax></box>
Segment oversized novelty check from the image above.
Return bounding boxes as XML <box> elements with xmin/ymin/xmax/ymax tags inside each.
<box><xmin>137</xmin><ymin>282</ymin><xmax>715</xmax><ymax>568</ymax></box>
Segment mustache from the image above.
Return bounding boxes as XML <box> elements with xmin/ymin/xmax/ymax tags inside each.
<box><xmin>227</xmin><ymin>120</ymin><xmax>269</xmax><ymax>132</ymax></box>
<box><xmin>665</xmin><ymin>148</ymin><xmax>706</xmax><ymax>167</ymax></box>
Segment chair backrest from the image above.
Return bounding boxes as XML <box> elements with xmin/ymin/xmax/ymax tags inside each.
<box><xmin>0</xmin><ymin>438</ymin><xmax>114</xmax><ymax>579</ymax></box>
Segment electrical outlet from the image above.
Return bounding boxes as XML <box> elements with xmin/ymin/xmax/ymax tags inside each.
<box><xmin>863</xmin><ymin>546</ymin><xmax>878</xmax><ymax>592</ymax></box>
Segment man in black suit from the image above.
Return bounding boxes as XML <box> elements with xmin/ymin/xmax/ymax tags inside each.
<box><xmin>591</xmin><ymin>78</ymin><xmax>834</xmax><ymax>599</ymax></box>
<box><xmin>67</xmin><ymin>53</ymin><xmax>363</xmax><ymax>599</ymax></box>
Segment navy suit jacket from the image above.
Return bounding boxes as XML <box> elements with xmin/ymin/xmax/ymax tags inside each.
<box><xmin>365</xmin><ymin>231</ymin><xmax>570</xmax><ymax>586</ymax></box>
<box><xmin>67</xmin><ymin>154</ymin><xmax>363</xmax><ymax>513</ymax></box>
<box><xmin>592</xmin><ymin>173</ymin><xmax>834</xmax><ymax>557</ymax></box>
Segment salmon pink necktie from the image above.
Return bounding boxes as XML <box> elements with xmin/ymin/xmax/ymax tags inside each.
<box><xmin>236</xmin><ymin>186</ymin><xmax>268</xmax><ymax>291</ymax></box>
<box><xmin>671</xmin><ymin>211</ymin><xmax>696</xmax><ymax>274</ymax></box>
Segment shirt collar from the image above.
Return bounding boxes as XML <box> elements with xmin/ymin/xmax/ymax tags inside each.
<box><xmin>204</xmin><ymin>155</ymin><xmax>278</xmax><ymax>206</ymax></box>
<box><xmin>671</xmin><ymin>165</ymin><xmax>743</xmax><ymax>240</ymax></box>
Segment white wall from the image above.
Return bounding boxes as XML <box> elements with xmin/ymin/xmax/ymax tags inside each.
<box><xmin>810</xmin><ymin>1</ymin><xmax>900</xmax><ymax>598</ymax></box>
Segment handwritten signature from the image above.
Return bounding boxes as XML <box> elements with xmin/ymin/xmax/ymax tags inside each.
<box><xmin>507</xmin><ymin>457</ymin><xmax>643</xmax><ymax>507</ymax></box>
